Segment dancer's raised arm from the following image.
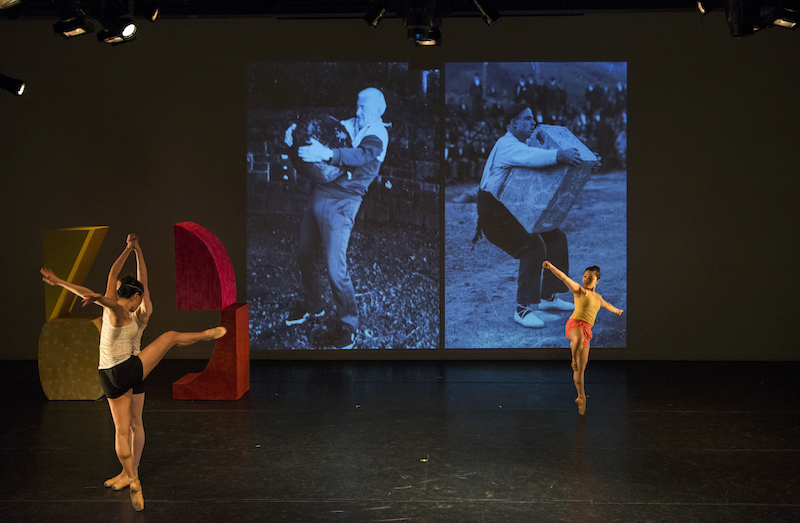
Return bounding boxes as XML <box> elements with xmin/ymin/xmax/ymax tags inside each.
<box><xmin>41</xmin><ymin>268</ymin><xmax>129</xmax><ymax>326</ymax></box>
<box><xmin>105</xmin><ymin>239</ymin><xmax>135</xmax><ymax>300</ymax></box>
<box><xmin>129</xmin><ymin>234</ymin><xmax>152</xmax><ymax>324</ymax></box>
<box><xmin>542</xmin><ymin>260</ymin><xmax>583</xmax><ymax>295</ymax></box>
<box><xmin>41</xmin><ymin>267</ymin><xmax>95</xmax><ymax>300</ymax></box>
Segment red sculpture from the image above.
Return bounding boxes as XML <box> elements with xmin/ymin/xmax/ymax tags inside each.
<box><xmin>172</xmin><ymin>222</ymin><xmax>249</xmax><ymax>400</ymax></box>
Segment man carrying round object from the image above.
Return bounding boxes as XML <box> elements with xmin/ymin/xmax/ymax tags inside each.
<box><xmin>283</xmin><ymin>87</ymin><xmax>389</xmax><ymax>349</ymax></box>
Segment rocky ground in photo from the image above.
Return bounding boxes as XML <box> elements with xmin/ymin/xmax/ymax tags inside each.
<box><xmin>445</xmin><ymin>170</ymin><xmax>627</xmax><ymax>349</ymax></box>
<box><xmin>248</xmin><ymin>214</ymin><xmax>439</xmax><ymax>350</ymax></box>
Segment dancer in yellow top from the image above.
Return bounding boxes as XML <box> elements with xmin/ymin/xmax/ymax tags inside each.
<box><xmin>542</xmin><ymin>260</ymin><xmax>623</xmax><ymax>415</ymax></box>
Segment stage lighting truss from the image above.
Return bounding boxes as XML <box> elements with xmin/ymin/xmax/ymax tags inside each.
<box><xmin>699</xmin><ymin>0</ymin><xmax>800</xmax><ymax>35</ymax></box>
<box><xmin>0</xmin><ymin>72</ymin><xmax>26</xmax><ymax>96</ymax></box>
<box><xmin>53</xmin><ymin>1</ymin><xmax>95</xmax><ymax>38</ymax></box>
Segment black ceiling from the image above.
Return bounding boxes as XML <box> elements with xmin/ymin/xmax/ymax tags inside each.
<box><xmin>4</xmin><ymin>1</ymin><xmax>699</xmax><ymax>20</ymax></box>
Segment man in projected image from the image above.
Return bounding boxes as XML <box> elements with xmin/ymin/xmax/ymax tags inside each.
<box><xmin>474</xmin><ymin>104</ymin><xmax>588</xmax><ymax>329</ymax></box>
<box><xmin>283</xmin><ymin>87</ymin><xmax>389</xmax><ymax>349</ymax></box>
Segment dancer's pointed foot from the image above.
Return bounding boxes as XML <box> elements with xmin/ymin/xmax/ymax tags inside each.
<box><xmin>204</xmin><ymin>326</ymin><xmax>227</xmax><ymax>341</ymax></box>
<box><xmin>575</xmin><ymin>396</ymin><xmax>587</xmax><ymax>416</ymax></box>
<box><xmin>129</xmin><ymin>478</ymin><xmax>144</xmax><ymax>511</ymax></box>
<box><xmin>103</xmin><ymin>473</ymin><xmax>121</xmax><ymax>488</ymax></box>
<box><xmin>104</xmin><ymin>472</ymin><xmax>130</xmax><ymax>490</ymax></box>
<box><xmin>570</xmin><ymin>357</ymin><xmax>578</xmax><ymax>372</ymax></box>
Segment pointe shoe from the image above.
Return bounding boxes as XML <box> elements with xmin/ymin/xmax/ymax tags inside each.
<box><xmin>129</xmin><ymin>479</ymin><xmax>145</xmax><ymax>512</ymax></box>
<box><xmin>575</xmin><ymin>396</ymin><xmax>586</xmax><ymax>416</ymax></box>
<box><xmin>104</xmin><ymin>474</ymin><xmax>130</xmax><ymax>490</ymax></box>
<box><xmin>205</xmin><ymin>326</ymin><xmax>227</xmax><ymax>340</ymax></box>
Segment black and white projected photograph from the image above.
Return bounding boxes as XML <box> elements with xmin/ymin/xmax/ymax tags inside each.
<box><xmin>444</xmin><ymin>62</ymin><xmax>627</xmax><ymax>349</ymax></box>
<box><xmin>246</xmin><ymin>62</ymin><xmax>440</xmax><ymax>350</ymax></box>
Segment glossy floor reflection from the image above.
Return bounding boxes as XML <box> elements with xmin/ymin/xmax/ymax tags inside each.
<box><xmin>1</xmin><ymin>360</ymin><xmax>798</xmax><ymax>522</ymax></box>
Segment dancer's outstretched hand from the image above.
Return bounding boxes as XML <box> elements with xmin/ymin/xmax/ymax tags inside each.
<box><xmin>542</xmin><ymin>260</ymin><xmax>553</xmax><ymax>270</ymax></box>
<box><xmin>81</xmin><ymin>292</ymin><xmax>102</xmax><ymax>307</ymax></box>
<box><xmin>40</xmin><ymin>268</ymin><xmax>61</xmax><ymax>286</ymax></box>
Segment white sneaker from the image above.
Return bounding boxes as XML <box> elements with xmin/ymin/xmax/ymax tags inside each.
<box><xmin>514</xmin><ymin>306</ymin><xmax>544</xmax><ymax>328</ymax></box>
<box><xmin>538</xmin><ymin>297</ymin><xmax>574</xmax><ymax>311</ymax></box>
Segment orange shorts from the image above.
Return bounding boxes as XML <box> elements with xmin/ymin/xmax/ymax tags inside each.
<box><xmin>565</xmin><ymin>318</ymin><xmax>593</xmax><ymax>349</ymax></box>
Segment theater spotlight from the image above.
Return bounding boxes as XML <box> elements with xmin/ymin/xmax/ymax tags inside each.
<box><xmin>768</xmin><ymin>5</ymin><xmax>799</xmax><ymax>29</ymax></box>
<box><xmin>411</xmin><ymin>26</ymin><xmax>441</xmax><ymax>46</ymax></box>
<box><xmin>725</xmin><ymin>0</ymin><xmax>763</xmax><ymax>36</ymax></box>
<box><xmin>53</xmin><ymin>1</ymin><xmax>95</xmax><ymax>38</ymax></box>
<box><xmin>696</xmin><ymin>1</ymin><xmax>724</xmax><ymax>14</ymax></box>
<box><xmin>0</xmin><ymin>0</ymin><xmax>23</xmax><ymax>9</ymax></box>
<box><xmin>0</xmin><ymin>73</ymin><xmax>26</xmax><ymax>96</ymax></box>
<box><xmin>134</xmin><ymin>1</ymin><xmax>160</xmax><ymax>22</ymax></box>
<box><xmin>404</xmin><ymin>0</ymin><xmax>442</xmax><ymax>46</ymax></box>
<box><xmin>364</xmin><ymin>1</ymin><xmax>387</xmax><ymax>28</ymax></box>
<box><xmin>473</xmin><ymin>0</ymin><xmax>500</xmax><ymax>26</ymax></box>
<box><xmin>97</xmin><ymin>0</ymin><xmax>137</xmax><ymax>45</ymax></box>
<box><xmin>702</xmin><ymin>0</ymin><xmax>799</xmax><ymax>34</ymax></box>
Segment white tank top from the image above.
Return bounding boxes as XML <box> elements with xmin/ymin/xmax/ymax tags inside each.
<box><xmin>98</xmin><ymin>308</ymin><xmax>147</xmax><ymax>370</ymax></box>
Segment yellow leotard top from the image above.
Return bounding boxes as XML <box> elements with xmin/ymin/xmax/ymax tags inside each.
<box><xmin>570</xmin><ymin>291</ymin><xmax>601</xmax><ymax>326</ymax></box>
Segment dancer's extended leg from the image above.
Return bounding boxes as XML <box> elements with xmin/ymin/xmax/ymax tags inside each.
<box><xmin>138</xmin><ymin>327</ymin><xmax>226</xmax><ymax>380</ymax></box>
<box><xmin>103</xmin><ymin>326</ymin><xmax>225</xmax><ymax>510</ymax></box>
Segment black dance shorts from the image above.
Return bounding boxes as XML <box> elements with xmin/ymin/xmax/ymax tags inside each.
<box><xmin>98</xmin><ymin>355</ymin><xmax>145</xmax><ymax>399</ymax></box>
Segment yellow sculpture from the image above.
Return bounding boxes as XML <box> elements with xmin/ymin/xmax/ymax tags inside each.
<box><xmin>39</xmin><ymin>227</ymin><xmax>108</xmax><ymax>400</ymax></box>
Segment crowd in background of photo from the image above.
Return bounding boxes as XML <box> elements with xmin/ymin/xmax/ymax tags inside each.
<box><xmin>444</xmin><ymin>68</ymin><xmax>627</xmax><ymax>185</ymax></box>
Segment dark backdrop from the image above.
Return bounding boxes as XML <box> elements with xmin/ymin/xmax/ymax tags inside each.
<box><xmin>0</xmin><ymin>13</ymin><xmax>797</xmax><ymax>360</ymax></box>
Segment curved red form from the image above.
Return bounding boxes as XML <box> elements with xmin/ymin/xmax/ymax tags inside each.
<box><xmin>174</xmin><ymin>222</ymin><xmax>237</xmax><ymax>310</ymax></box>
<box><xmin>172</xmin><ymin>222</ymin><xmax>249</xmax><ymax>400</ymax></box>
<box><xmin>173</xmin><ymin>303</ymin><xmax>250</xmax><ymax>401</ymax></box>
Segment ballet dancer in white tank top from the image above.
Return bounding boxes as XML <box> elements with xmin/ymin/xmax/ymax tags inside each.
<box><xmin>41</xmin><ymin>234</ymin><xmax>226</xmax><ymax>511</ymax></box>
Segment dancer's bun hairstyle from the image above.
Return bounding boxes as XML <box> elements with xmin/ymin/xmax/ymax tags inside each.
<box><xmin>117</xmin><ymin>275</ymin><xmax>144</xmax><ymax>298</ymax></box>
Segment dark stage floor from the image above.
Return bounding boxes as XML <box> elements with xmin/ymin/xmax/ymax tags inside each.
<box><xmin>1</xmin><ymin>359</ymin><xmax>799</xmax><ymax>522</ymax></box>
